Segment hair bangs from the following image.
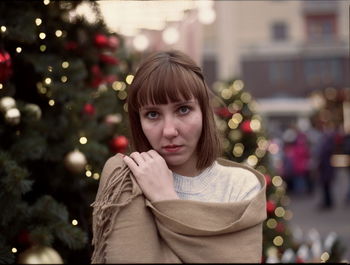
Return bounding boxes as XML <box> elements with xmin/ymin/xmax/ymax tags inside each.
<box><xmin>136</xmin><ymin>63</ymin><xmax>203</xmax><ymax>108</ymax></box>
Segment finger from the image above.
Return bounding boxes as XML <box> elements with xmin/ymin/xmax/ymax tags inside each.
<box><xmin>140</xmin><ymin>152</ymin><xmax>152</xmax><ymax>160</ymax></box>
<box><xmin>147</xmin><ymin>149</ymin><xmax>160</xmax><ymax>158</ymax></box>
<box><xmin>123</xmin><ymin>155</ymin><xmax>139</xmax><ymax>174</ymax></box>
<box><xmin>129</xmin><ymin>152</ymin><xmax>145</xmax><ymax>166</ymax></box>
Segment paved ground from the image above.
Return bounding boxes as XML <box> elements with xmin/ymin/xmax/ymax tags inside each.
<box><xmin>287</xmin><ymin>167</ymin><xmax>350</xmax><ymax>262</ymax></box>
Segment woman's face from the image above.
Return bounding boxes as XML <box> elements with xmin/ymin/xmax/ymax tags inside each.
<box><xmin>139</xmin><ymin>98</ymin><xmax>203</xmax><ymax>175</ymax></box>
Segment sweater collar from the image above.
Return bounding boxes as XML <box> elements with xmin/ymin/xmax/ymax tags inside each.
<box><xmin>172</xmin><ymin>161</ymin><xmax>218</xmax><ymax>193</ymax></box>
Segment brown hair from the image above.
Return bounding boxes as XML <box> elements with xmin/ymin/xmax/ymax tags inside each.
<box><xmin>126</xmin><ymin>50</ymin><xmax>222</xmax><ymax>170</ymax></box>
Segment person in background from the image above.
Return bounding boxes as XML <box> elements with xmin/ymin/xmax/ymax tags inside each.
<box><xmin>317</xmin><ymin>122</ymin><xmax>337</xmax><ymax>209</ymax></box>
<box><xmin>90</xmin><ymin>50</ymin><xmax>267</xmax><ymax>263</ymax></box>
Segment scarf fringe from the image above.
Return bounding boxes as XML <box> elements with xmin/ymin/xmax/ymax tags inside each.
<box><xmin>90</xmin><ymin>164</ymin><xmax>141</xmax><ymax>263</ymax></box>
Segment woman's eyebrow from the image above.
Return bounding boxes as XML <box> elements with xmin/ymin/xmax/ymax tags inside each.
<box><xmin>173</xmin><ymin>100</ymin><xmax>196</xmax><ymax>107</ymax></box>
<box><xmin>140</xmin><ymin>105</ymin><xmax>159</xmax><ymax>111</ymax></box>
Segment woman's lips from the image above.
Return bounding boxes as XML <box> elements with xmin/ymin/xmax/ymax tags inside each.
<box><xmin>163</xmin><ymin>145</ymin><xmax>183</xmax><ymax>153</ymax></box>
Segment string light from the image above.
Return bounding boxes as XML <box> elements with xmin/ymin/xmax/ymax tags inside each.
<box><xmin>283</xmin><ymin>209</ymin><xmax>293</xmax><ymax>220</ymax></box>
<box><xmin>93</xmin><ymin>173</ymin><xmax>100</xmax><ymax>180</ymax></box>
<box><xmin>79</xmin><ymin>137</ymin><xmax>87</xmax><ymax>144</ymax></box>
<box><xmin>55</xmin><ymin>30</ymin><xmax>63</xmax><ymax>37</ymax></box>
<box><xmin>280</xmin><ymin>195</ymin><xmax>291</xmax><ymax>206</ymax></box>
<box><xmin>0</xmin><ymin>83</ymin><xmax>3</xmax><ymax>89</ymax></box>
<box><xmin>125</xmin><ymin>75</ymin><xmax>134</xmax><ymax>85</ymax></box>
<box><xmin>273</xmin><ymin>236</ymin><xmax>283</xmax><ymax>246</ymax></box>
<box><xmin>241</xmin><ymin>92</ymin><xmax>252</xmax><ymax>103</ymax></box>
<box><xmin>35</xmin><ymin>18</ymin><xmax>42</xmax><ymax>26</ymax></box>
<box><xmin>39</xmin><ymin>32</ymin><xmax>46</xmax><ymax>39</ymax></box>
<box><xmin>266</xmin><ymin>218</ymin><xmax>277</xmax><ymax>229</ymax></box>
<box><xmin>1</xmin><ymin>26</ymin><xmax>6</xmax><ymax>32</ymax></box>
<box><xmin>222</xmin><ymin>138</ymin><xmax>230</xmax><ymax>151</ymax></box>
<box><xmin>72</xmin><ymin>219</ymin><xmax>78</xmax><ymax>226</ymax></box>
<box><xmin>268</xmin><ymin>142</ymin><xmax>279</xmax><ymax>154</ymax></box>
<box><xmin>272</xmin><ymin>176</ymin><xmax>283</xmax><ymax>187</ymax></box>
<box><xmin>61</xmin><ymin>76</ymin><xmax>67</xmax><ymax>83</ymax></box>
<box><xmin>48</xmin><ymin>99</ymin><xmax>55</xmax><ymax>106</ymax></box>
<box><xmin>221</xmin><ymin>88</ymin><xmax>233</xmax><ymax>99</ymax></box>
<box><xmin>233</xmin><ymin>100</ymin><xmax>243</xmax><ymax>110</ymax></box>
<box><xmin>11</xmin><ymin>248</ymin><xmax>17</xmax><ymax>253</ymax></box>
<box><xmin>40</xmin><ymin>45</ymin><xmax>46</xmax><ymax>52</ymax></box>
<box><xmin>48</xmin><ymin>66</ymin><xmax>53</xmax><ymax>72</ymax></box>
<box><xmin>257</xmin><ymin>137</ymin><xmax>268</xmax><ymax>150</ymax></box>
<box><xmin>233</xmin><ymin>143</ymin><xmax>244</xmax><ymax>157</ymax></box>
<box><xmin>228</xmin><ymin>129</ymin><xmax>242</xmax><ymax>141</ymax></box>
<box><xmin>86</xmin><ymin>170</ymin><xmax>92</xmax><ymax>177</ymax></box>
<box><xmin>320</xmin><ymin>252</ymin><xmax>330</xmax><ymax>262</ymax></box>
<box><xmin>255</xmin><ymin>147</ymin><xmax>266</xmax><ymax>158</ymax></box>
<box><xmin>118</xmin><ymin>91</ymin><xmax>127</xmax><ymax>100</ymax></box>
<box><xmin>44</xmin><ymin>78</ymin><xmax>52</xmax><ymax>85</ymax></box>
<box><xmin>274</xmin><ymin>206</ymin><xmax>285</xmax><ymax>218</ymax></box>
<box><xmin>43</xmin><ymin>0</ymin><xmax>50</xmax><ymax>5</ymax></box>
<box><xmin>233</xmin><ymin>80</ymin><xmax>244</xmax><ymax>91</ymax></box>
<box><xmin>232</xmin><ymin>113</ymin><xmax>243</xmax><ymax>123</ymax></box>
<box><xmin>16</xmin><ymin>47</ymin><xmax>22</xmax><ymax>53</ymax></box>
<box><xmin>62</xmin><ymin>61</ymin><xmax>69</xmax><ymax>68</ymax></box>
<box><xmin>247</xmin><ymin>155</ymin><xmax>258</xmax><ymax>167</ymax></box>
<box><xmin>250</xmin><ymin>119</ymin><xmax>261</xmax><ymax>132</ymax></box>
<box><xmin>228</xmin><ymin>119</ymin><xmax>239</xmax><ymax>129</ymax></box>
<box><xmin>112</xmin><ymin>81</ymin><xmax>126</xmax><ymax>91</ymax></box>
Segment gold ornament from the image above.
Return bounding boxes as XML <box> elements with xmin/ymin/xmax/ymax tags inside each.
<box><xmin>64</xmin><ymin>149</ymin><xmax>87</xmax><ymax>174</ymax></box>
<box><xmin>0</xmin><ymin>96</ymin><xmax>16</xmax><ymax>112</ymax></box>
<box><xmin>5</xmin><ymin>108</ymin><xmax>21</xmax><ymax>125</ymax></box>
<box><xmin>24</xmin><ymin>103</ymin><xmax>42</xmax><ymax>120</ymax></box>
<box><xmin>17</xmin><ymin>245</ymin><xmax>63</xmax><ymax>264</ymax></box>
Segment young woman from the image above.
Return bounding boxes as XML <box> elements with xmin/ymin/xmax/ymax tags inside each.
<box><xmin>91</xmin><ymin>50</ymin><xmax>266</xmax><ymax>263</ymax></box>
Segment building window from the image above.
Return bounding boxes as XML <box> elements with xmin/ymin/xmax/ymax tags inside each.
<box><xmin>303</xmin><ymin>58</ymin><xmax>341</xmax><ymax>86</ymax></box>
<box><xmin>272</xmin><ymin>22</ymin><xmax>288</xmax><ymax>41</ymax></box>
<box><xmin>305</xmin><ymin>14</ymin><xmax>336</xmax><ymax>41</ymax></box>
<box><xmin>269</xmin><ymin>61</ymin><xmax>293</xmax><ymax>84</ymax></box>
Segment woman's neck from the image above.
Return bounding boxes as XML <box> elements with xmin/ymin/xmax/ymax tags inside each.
<box><xmin>170</xmin><ymin>164</ymin><xmax>201</xmax><ymax>177</ymax></box>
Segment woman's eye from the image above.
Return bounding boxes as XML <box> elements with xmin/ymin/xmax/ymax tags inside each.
<box><xmin>146</xmin><ymin>111</ymin><xmax>158</xmax><ymax>119</ymax></box>
<box><xmin>178</xmin><ymin>106</ymin><xmax>190</xmax><ymax>115</ymax></box>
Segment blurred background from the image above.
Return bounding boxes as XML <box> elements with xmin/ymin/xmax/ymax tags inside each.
<box><xmin>0</xmin><ymin>0</ymin><xmax>349</xmax><ymax>263</ymax></box>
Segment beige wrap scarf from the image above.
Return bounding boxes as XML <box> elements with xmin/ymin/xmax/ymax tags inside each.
<box><xmin>91</xmin><ymin>153</ymin><xmax>266</xmax><ymax>263</ymax></box>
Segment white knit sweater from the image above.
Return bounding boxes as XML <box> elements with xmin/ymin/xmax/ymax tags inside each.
<box><xmin>173</xmin><ymin>161</ymin><xmax>261</xmax><ymax>202</ymax></box>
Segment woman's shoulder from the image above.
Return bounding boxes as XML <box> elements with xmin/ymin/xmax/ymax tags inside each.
<box><xmin>99</xmin><ymin>153</ymin><xmax>126</xmax><ymax>189</ymax></box>
<box><xmin>216</xmin><ymin>157</ymin><xmax>265</xmax><ymax>188</ymax></box>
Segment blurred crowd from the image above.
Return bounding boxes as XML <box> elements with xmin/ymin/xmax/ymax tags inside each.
<box><xmin>273</xmin><ymin>120</ymin><xmax>350</xmax><ymax>210</ymax></box>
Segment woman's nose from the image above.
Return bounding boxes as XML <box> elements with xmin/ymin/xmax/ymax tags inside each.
<box><xmin>162</xmin><ymin>116</ymin><xmax>179</xmax><ymax>138</ymax></box>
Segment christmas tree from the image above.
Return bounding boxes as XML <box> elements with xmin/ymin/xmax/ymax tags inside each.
<box><xmin>213</xmin><ymin>80</ymin><xmax>348</xmax><ymax>262</ymax></box>
<box><xmin>212</xmin><ymin>79</ymin><xmax>295</xmax><ymax>262</ymax></box>
<box><xmin>0</xmin><ymin>1</ymin><xmax>133</xmax><ymax>263</ymax></box>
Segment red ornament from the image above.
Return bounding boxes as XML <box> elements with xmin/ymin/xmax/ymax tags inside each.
<box><xmin>90</xmin><ymin>65</ymin><xmax>104</xmax><ymax>88</ymax></box>
<box><xmin>241</xmin><ymin>120</ymin><xmax>252</xmax><ymax>133</ymax></box>
<box><xmin>94</xmin><ymin>33</ymin><xmax>109</xmax><ymax>48</ymax></box>
<box><xmin>296</xmin><ymin>257</ymin><xmax>304</xmax><ymax>263</ymax></box>
<box><xmin>108</xmin><ymin>36</ymin><xmax>120</xmax><ymax>50</ymax></box>
<box><xmin>105</xmin><ymin>75</ymin><xmax>117</xmax><ymax>84</ymax></box>
<box><xmin>83</xmin><ymin>103</ymin><xmax>95</xmax><ymax>116</ymax></box>
<box><xmin>275</xmin><ymin>222</ymin><xmax>285</xmax><ymax>233</ymax></box>
<box><xmin>215</xmin><ymin>107</ymin><xmax>232</xmax><ymax>118</ymax></box>
<box><xmin>110</xmin><ymin>135</ymin><xmax>129</xmax><ymax>153</ymax></box>
<box><xmin>64</xmin><ymin>41</ymin><xmax>78</xmax><ymax>51</ymax></box>
<box><xmin>0</xmin><ymin>49</ymin><xmax>12</xmax><ymax>83</ymax></box>
<box><xmin>99</xmin><ymin>53</ymin><xmax>118</xmax><ymax>65</ymax></box>
<box><xmin>266</xmin><ymin>200</ymin><xmax>276</xmax><ymax>214</ymax></box>
<box><xmin>17</xmin><ymin>230</ymin><xmax>31</xmax><ymax>246</ymax></box>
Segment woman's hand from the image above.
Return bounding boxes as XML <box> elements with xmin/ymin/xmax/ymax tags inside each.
<box><xmin>123</xmin><ymin>150</ymin><xmax>179</xmax><ymax>202</ymax></box>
